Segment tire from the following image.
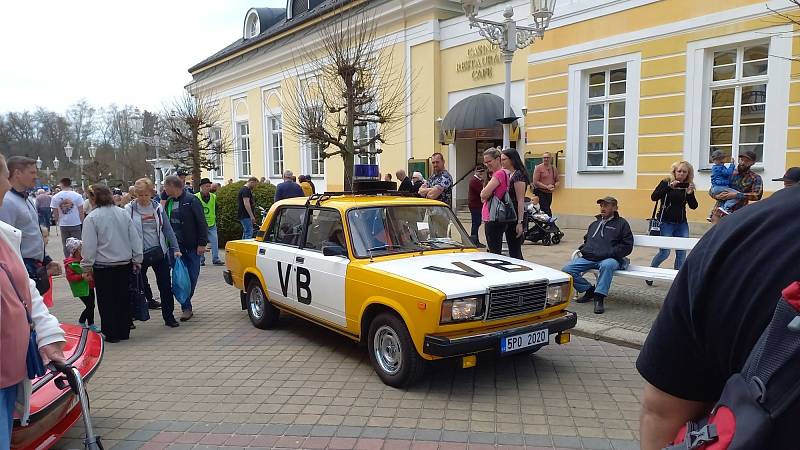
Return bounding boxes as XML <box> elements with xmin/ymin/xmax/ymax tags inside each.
<box><xmin>367</xmin><ymin>312</ymin><xmax>426</xmax><ymax>387</ymax></box>
<box><xmin>541</xmin><ymin>236</ymin><xmax>552</xmax><ymax>246</ymax></box>
<box><xmin>551</xmin><ymin>234</ymin><xmax>562</xmax><ymax>245</ymax></box>
<box><xmin>246</xmin><ymin>278</ymin><xmax>279</xmax><ymax>329</ymax></box>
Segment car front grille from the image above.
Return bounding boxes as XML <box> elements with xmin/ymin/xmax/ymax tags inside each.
<box><xmin>486</xmin><ymin>281</ymin><xmax>548</xmax><ymax>320</ymax></box>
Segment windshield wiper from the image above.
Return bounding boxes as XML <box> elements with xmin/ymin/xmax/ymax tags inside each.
<box><xmin>366</xmin><ymin>244</ymin><xmax>407</xmax><ymax>253</ymax></box>
<box><xmin>420</xmin><ymin>238</ymin><xmax>467</xmax><ymax>249</ymax></box>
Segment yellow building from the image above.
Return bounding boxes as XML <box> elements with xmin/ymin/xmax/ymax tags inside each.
<box><xmin>189</xmin><ymin>0</ymin><xmax>798</xmax><ymax>224</ymax></box>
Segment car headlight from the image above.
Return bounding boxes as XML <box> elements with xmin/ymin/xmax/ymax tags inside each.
<box><xmin>546</xmin><ymin>282</ymin><xmax>571</xmax><ymax>307</ymax></box>
<box><xmin>440</xmin><ymin>296</ymin><xmax>484</xmax><ymax>323</ymax></box>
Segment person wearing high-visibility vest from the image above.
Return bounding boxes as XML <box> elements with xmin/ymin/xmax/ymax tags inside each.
<box><xmin>196</xmin><ymin>178</ymin><xmax>223</xmax><ymax>266</ymax></box>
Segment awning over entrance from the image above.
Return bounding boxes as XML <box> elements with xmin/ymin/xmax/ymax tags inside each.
<box><xmin>440</xmin><ymin>93</ymin><xmax>518</xmax><ymax>144</ymax></box>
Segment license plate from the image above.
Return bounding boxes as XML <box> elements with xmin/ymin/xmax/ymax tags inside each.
<box><xmin>501</xmin><ymin>329</ymin><xmax>549</xmax><ymax>353</ymax></box>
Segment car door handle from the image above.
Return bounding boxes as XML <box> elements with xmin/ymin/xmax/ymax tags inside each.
<box><xmin>295</xmin><ymin>256</ymin><xmax>305</xmax><ymax>263</ymax></box>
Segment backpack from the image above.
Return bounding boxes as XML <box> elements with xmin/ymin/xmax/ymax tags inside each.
<box><xmin>664</xmin><ymin>281</ymin><xmax>800</xmax><ymax>450</ymax></box>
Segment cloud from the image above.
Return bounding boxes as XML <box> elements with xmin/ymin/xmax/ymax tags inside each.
<box><xmin>0</xmin><ymin>0</ymin><xmax>284</xmax><ymax>114</ymax></box>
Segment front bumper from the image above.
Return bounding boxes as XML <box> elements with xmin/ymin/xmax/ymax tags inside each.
<box><xmin>422</xmin><ymin>310</ymin><xmax>577</xmax><ymax>357</ymax></box>
<box><xmin>223</xmin><ymin>270</ymin><xmax>233</xmax><ymax>286</ymax></box>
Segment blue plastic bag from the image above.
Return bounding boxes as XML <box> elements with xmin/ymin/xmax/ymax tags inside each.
<box><xmin>172</xmin><ymin>257</ymin><xmax>191</xmax><ymax>305</ymax></box>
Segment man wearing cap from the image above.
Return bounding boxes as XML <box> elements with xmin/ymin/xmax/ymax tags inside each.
<box><xmin>710</xmin><ymin>150</ymin><xmax>762</xmax><ymax>223</ymax></box>
<box><xmin>773</xmin><ymin>167</ymin><xmax>800</xmax><ymax>189</ymax></box>
<box><xmin>561</xmin><ymin>197</ymin><xmax>634</xmax><ymax>314</ymax></box>
<box><xmin>196</xmin><ymin>178</ymin><xmax>223</xmax><ymax>266</ymax></box>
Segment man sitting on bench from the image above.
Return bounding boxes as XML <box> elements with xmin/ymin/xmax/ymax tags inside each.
<box><xmin>562</xmin><ymin>196</ymin><xmax>634</xmax><ymax>314</ymax></box>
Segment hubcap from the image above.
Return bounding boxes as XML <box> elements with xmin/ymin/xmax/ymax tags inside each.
<box><xmin>250</xmin><ymin>286</ymin><xmax>264</xmax><ymax>320</ymax></box>
<box><xmin>373</xmin><ymin>325</ymin><xmax>402</xmax><ymax>375</ymax></box>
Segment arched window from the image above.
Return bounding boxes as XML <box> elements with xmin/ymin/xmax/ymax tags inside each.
<box><xmin>244</xmin><ymin>10</ymin><xmax>260</xmax><ymax>39</ymax></box>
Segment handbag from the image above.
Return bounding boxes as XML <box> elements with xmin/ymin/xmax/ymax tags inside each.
<box><xmin>2</xmin><ymin>263</ymin><xmax>47</xmax><ymax>379</ymax></box>
<box><xmin>487</xmin><ymin>171</ymin><xmax>518</xmax><ymax>223</ymax></box>
<box><xmin>32</xmin><ymin>263</ymin><xmax>51</xmax><ymax>295</ymax></box>
<box><xmin>128</xmin><ymin>271</ymin><xmax>150</xmax><ymax>321</ymax></box>
<box><xmin>649</xmin><ymin>194</ymin><xmax>667</xmax><ymax>236</ymax></box>
<box><xmin>142</xmin><ymin>246</ymin><xmax>164</xmax><ymax>266</ymax></box>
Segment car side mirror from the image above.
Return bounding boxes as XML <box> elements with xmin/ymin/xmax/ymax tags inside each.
<box><xmin>322</xmin><ymin>245</ymin><xmax>348</xmax><ymax>257</ymax></box>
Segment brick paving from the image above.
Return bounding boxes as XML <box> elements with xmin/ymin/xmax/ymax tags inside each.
<box><xmin>39</xmin><ymin>228</ymin><xmax>647</xmax><ymax>450</ymax></box>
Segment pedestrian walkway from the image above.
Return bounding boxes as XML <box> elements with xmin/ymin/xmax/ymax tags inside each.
<box><xmin>41</xmin><ymin>236</ymin><xmax>645</xmax><ymax>450</ymax></box>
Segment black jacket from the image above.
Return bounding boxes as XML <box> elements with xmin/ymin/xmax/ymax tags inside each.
<box><xmin>650</xmin><ymin>179</ymin><xmax>698</xmax><ymax>224</ymax></box>
<box><xmin>411</xmin><ymin>179</ymin><xmax>423</xmax><ymax>194</ymax></box>
<box><xmin>398</xmin><ymin>176</ymin><xmax>413</xmax><ymax>192</ymax></box>
<box><xmin>580</xmin><ymin>213</ymin><xmax>634</xmax><ymax>263</ymax></box>
<box><xmin>166</xmin><ymin>191</ymin><xmax>208</xmax><ymax>249</ymax></box>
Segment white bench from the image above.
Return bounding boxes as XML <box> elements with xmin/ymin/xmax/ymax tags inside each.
<box><xmin>571</xmin><ymin>234</ymin><xmax>700</xmax><ymax>283</ymax></box>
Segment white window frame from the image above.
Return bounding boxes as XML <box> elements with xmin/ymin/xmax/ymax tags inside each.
<box><xmin>354</xmin><ymin>121</ymin><xmax>379</xmax><ymax>166</ymax></box>
<box><xmin>566</xmin><ymin>52</ymin><xmax>641</xmax><ymax>189</ymax></box>
<box><xmin>268</xmin><ymin>115</ymin><xmax>284</xmax><ymax>177</ymax></box>
<box><xmin>306</xmin><ymin>140</ymin><xmax>325</xmax><ymax>176</ymax></box>
<box><xmin>210</xmin><ymin>127</ymin><xmax>223</xmax><ymax>179</ymax></box>
<box><xmin>685</xmin><ymin>25</ymin><xmax>791</xmax><ymax>191</ymax></box>
<box><xmin>584</xmin><ymin>66</ymin><xmax>628</xmax><ymax>169</ymax></box>
<box><xmin>236</xmin><ymin>121</ymin><xmax>251</xmax><ymax>177</ymax></box>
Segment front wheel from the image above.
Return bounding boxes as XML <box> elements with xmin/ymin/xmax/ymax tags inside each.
<box><xmin>551</xmin><ymin>233</ymin><xmax>562</xmax><ymax>245</ymax></box>
<box><xmin>367</xmin><ymin>313</ymin><xmax>426</xmax><ymax>387</ymax></box>
<box><xmin>246</xmin><ymin>278</ymin><xmax>279</xmax><ymax>329</ymax></box>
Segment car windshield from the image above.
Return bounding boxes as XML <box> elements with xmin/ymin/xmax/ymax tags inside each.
<box><xmin>347</xmin><ymin>205</ymin><xmax>475</xmax><ymax>258</ymax></box>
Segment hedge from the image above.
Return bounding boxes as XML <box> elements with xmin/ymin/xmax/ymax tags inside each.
<box><xmin>217</xmin><ymin>181</ymin><xmax>277</xmax><ymax>246</ymax></box>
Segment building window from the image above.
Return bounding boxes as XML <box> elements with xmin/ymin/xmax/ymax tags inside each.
<box><xmin>210</xmin><ymin>127</ymin><xmax>223</xmax><ymax>178</ymax></box>
<box><xmin>237</xmin><ymin>121</ymin><xmax>251</xmax><ymax>176</ymax></box>
<box><xmin>309</xmin><ymin>141</ymin><xmax>325</xmax><ymax>175</ymax></box>
<box><xmin>707</xmin><ymin>43</ymin><xmax>768</xmax><ymax>165</ymax></box>
<box><xmin>269</xmin><ymin>116</ymin><xmax>284</xmax><ymax>176</ymax></box>
<box><xmin>584</xmin><ymin>67</ymin><xmax>627</xmax><ymax>168</ymax></box>
<box><xmin>355</xmin><ymin>122</ymin><xmax>378</xmax><ymax>165</ymax></box>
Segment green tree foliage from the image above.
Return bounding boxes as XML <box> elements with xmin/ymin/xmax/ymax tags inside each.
<box><xmin>216</xmin><ymin>181</ymin><xmax>276</xmax><ymax>246</ymax></box>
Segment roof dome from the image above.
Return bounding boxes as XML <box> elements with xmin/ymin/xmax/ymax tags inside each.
<box><xmin>243</xmin><ymin>7</ymin><xmax>286</xmax><ymax>39</ymax></box>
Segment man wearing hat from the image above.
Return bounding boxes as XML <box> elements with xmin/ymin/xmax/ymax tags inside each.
<box><xmin>561</xmin><ymin>196</ymin><xmax>634</xmax><ymax>314</ymax></box>
<box><xmin>773</xmin><ymin>167</ymin><xmax>800</xmax><ymax>189</ymax></box>
<box><xmin>710</xmin><ymin>150</ymin><xmax>762</xmax><ymax>223</ymax></box>
<box><xmin>160</xmin><ymin>168</ymin><xmax>194</xmax><ymax>207</ymax></box>
<box><xmin>196</xmin><ymin>178</ymin><xmax>223</xmax><ymax>266</ymax></box>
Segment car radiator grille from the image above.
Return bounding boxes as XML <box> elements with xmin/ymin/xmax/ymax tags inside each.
<box><xmin>486</xmin><ymin>281</ymin><xmax>548</xmax><ymax>320</ymax></box>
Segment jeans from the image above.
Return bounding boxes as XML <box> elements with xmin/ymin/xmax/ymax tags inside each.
<box><xmin>143</xmin><ymin>254</ymin><xmax>176</xmax><ymax>323</ymax></box>
<box><xmin>485</xmin><ymin>221</ymin><xmax>524</xmax><ymax>260</ymax></box>
<box><xmin>562</xmin><ymin>257</ymin><xmax>621</xmax><ymax>297</ymax></box>
<box><xmin>1</xmin><ymin>385</ymin><xmax>16</xmax><ymax>450</ymax></box>
<box><xmin>38</xmin><ymin>207</ymin><xmax>51</xmax><ymax>232</ymax></box>
<box><xmin>59</xmin><ymin>225</ymin><xmax>82</xmax><ymax>258</ymax></box>
<box><xmin>469</xmin><ymin>207</ymin><xmax>482</xmax><ymax>245</ymax></box>
<box><xmin>203</xmin><ymin>225</ymin><xmax>221</xmax><ymax>263</ymax></box>
<box><xmin>179</xmin><ymin>249</ymin><xmax>202</xmax><ymax>312</ymax></box>
<box><xmin>709</xmin><ymin>186</ymin><xmax>740</xmax><ymax>211</ymax></box>
<box><xmin>650</xmin><ymin>221</ymin><xmax>690</xmax><ymax>270</ymax></box>
<box><xmin>240</xmin><ymin>218</ymin><xmax>254</xmax><ymax>239</ymax></box>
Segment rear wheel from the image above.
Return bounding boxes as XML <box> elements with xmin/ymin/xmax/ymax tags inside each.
<box><xmin>367</xmin><ymin>313</ymin><xmax>425</xmax><ymax>387</ymax></box>
<box><xmin>246</xmin><ymin>278</ymin><xmax>279</xmax><ymax>329</ymax></box>
<box><xmin>551</xmin><ymin>233</ymin><xmax>562</xmax><ymax>245</ymax></box>
<box><xmin>541</xmin><ymin>235</ymin><xmax>552</xmax><ymax>246</ymax></box>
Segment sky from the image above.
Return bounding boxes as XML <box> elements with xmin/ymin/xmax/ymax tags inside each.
<box><xmin>0</xmin><ymin>0</ymin><xmax>285</xmax><ymax>114</ymax></box>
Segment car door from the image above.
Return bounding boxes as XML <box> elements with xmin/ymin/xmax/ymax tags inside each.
<box><xmin>258</xmin><ymin>206</ymin><xmax>305</xmax><ymax>306</ymax></box>
<box><xmin>293</xmin><ymin>208</ymin><xmax>349</xmax><ymax>327</ymax></box>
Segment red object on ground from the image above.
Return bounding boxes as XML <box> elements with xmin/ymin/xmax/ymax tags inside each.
<box><xmin>42</xmin><ymin>276</ymin><xmax>53</xmax><ymax>308</ymax></box>
<box><xmin>11</xmin><ymin>324</ymin><xmax>103</xmax><ymax>450</ymax></box>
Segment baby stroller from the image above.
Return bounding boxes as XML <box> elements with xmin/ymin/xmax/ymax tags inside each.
<box><xmin>523</xmin><ymin>201</ymin><xmax>564</xmax><ymax>246</ymax></box>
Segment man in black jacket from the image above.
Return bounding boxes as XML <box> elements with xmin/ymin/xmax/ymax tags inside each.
<box><xmin>163</xmin><ymin>175</ymin><xmax>208</xmax><ymax>322</ymax></box>
<box><xmin>396</xmin><ymin>169</ymin><xmax>413</xmax><ymax>192</ymax></box>
<box><xmin>561</xmin><ymin>197</ymin><xmax>633</xmax><ymax>314</ymax></box>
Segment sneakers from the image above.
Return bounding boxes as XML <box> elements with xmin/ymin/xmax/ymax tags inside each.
<box><xmin>88</xmin><ymin>324</ymin><xmax>101</xmax><ymax>333</ymax></box>
<box><xmin>213</xmin><ymin>260</ymin><xmax>225</xmax><ymax>266</ymax></box>
<box><xmin>200</xmin><ymin>261</ymin><xmax>206</xmax><ymax>266</ymax></box>
<box><xmin>645</xmin><ymin>280</ymin><xmax>653</xmax><ymax>286</ymax></box>
<box><xmin>165</xmin><ymin>321</ymin><xmax>180</xmax><ymax>328</ymax></box>
<box><xmin>576</xmin><ymin>286</ymin><xmax>595</xmax><ymax>303</ymax></box>
<box><xmin>180</xmin><ymin>309</ymin><xmax>193</xmax><ymax>322</ymax></box>
<box><xmin>716</xmin><ymin>206</ymin><xmax>731</xmax><ymax>216</ymax></box>
<box><xmin>593</xmin><ymin>294</ymin><xmax>606</xmax><ymax>314</ymax></box>
<box><xmin>148</xmin><ymin>300</ymin><xmax>162</xmax><ymax>310</ymax></box>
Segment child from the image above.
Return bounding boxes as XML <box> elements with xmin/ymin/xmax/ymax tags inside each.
<box><xmin>708</xmin><ymin>149</ymin><xmax>741</xmax><ymax>217</ymax></box>
<box><xmin>64</xmin><ymin>237</ymin><xmax>99</xmax><ymax>332</ymax></box>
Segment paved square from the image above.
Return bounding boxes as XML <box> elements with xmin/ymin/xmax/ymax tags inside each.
<box><xmin>39</xmin><ymin>232</ymin><xmax>645</xmax><ymax>449</ymax></box>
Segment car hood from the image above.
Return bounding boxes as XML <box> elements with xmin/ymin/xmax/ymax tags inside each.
<box><xmin>367</xmin><ymin>251</ymin><xmax>570</xmax><ymax>297</ymax></box>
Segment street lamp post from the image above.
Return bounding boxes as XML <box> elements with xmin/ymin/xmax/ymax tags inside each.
<box><xmin>461</xmin><ymin>0</ymin><xmax>556</xmax><ymax>150</ymax></box>
<box><xmin>64</xmin><ymin>142</ymin><xmax>97</xmax><ymax>191</ymax></box>
<box><xmin>132</xmin><ymin>108</ymin><xmax>169</xmax><ymax>191</ymax></box>
<box><xmin>37</xmin><ymin>157</ymin><xmax>59</xmax><ymax>186</ymax></box>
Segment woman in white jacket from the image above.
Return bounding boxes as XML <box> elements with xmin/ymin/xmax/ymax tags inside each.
<box><xmin>0</xmin><ymin>153</ymin><xmax>66</xmax><ymax>447</ymax></box>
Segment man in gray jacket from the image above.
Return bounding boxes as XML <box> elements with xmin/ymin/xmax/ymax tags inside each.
<box><xmin>561</xmin><ymin>197</ymin><xmax>634</xmax><ymax>314</ymax></box>
<box><xmin>0</xmin><ymin>156</ymin><xmax>60</xmax><ymax>291</ymax></box>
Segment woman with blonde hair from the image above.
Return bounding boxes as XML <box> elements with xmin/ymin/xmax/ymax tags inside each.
<box><xmin>647</xmin><ymin>160</ymin><xmax>698</xmax><ymax>283</ymax></box>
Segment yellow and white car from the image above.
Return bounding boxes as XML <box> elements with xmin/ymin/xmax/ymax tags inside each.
<box><xmin>223</xmin><ymin>192</ymin><xmax>576</xmax><ymax>387</ymax></box>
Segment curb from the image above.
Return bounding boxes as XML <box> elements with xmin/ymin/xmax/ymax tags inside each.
<box><xmin>571</xmin><ymin>318</ymin><xmax>647</xmax><ymax>349</ymax></box>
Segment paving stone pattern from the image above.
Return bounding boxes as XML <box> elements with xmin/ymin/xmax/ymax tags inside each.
<box><xmin>41</xmin><ymin>228</ymin><xmax>645</xmax><ymax>449</ymax></box>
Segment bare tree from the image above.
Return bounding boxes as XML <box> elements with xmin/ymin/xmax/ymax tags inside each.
<box><xmin>283</xmin><ymin>6</ymin><xmax>415</xmax><ymax>189</ymax></box>
<box><xmin>163</xmin><ymin>91</ymin><xmax>231</xmax><ymax>191</ymax></box>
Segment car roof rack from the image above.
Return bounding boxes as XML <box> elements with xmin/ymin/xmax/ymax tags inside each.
<box><xmin>304</xmin><ymin>190</ymin><xmax>418</xmax><ymax>207</ymax></box>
